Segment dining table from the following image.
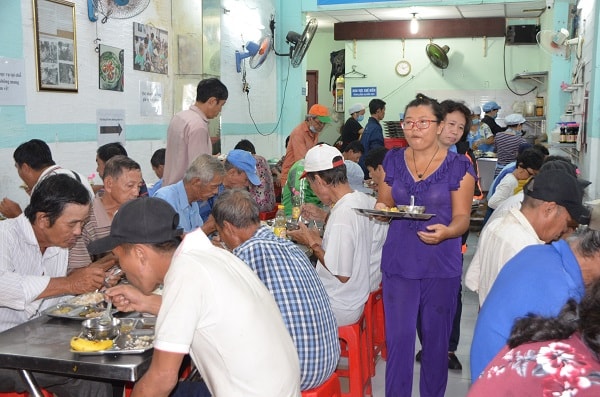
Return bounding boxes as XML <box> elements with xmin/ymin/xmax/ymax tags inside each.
<box><xmin>0</xmin><ymin>313</ymin><xmax>153</xmax><ymax>397</ymax></box>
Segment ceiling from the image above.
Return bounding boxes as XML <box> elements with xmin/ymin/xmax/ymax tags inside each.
<box><xmin>307</xmin><ymin>1</ymin><xmax>547</xmax><ymax>30</ymax></box>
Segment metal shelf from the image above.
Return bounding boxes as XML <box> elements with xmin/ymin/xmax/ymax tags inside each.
<box><xmin>512</xmin><ymin>71</ymin><xmax>548</xmax><ymax>85</ymax></box>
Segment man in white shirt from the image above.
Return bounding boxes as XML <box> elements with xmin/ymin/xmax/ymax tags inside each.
<box><xmin>0</xmin><ymin>139</ymin><xmax>94</xmax><ymax>218</ymax></box>
<box><xmin>0</xmin><ymin>174</ymin><xmax>112</xmax><ymax>396</ymax></box>
<box><xmin>466</xmin><ymin>168</ymin><xmax>588</xmax><ymax>306</ymax></box>
<box><xmin>288</xmin><ymin>144</ymin><xmax>373</xmax><ymax>326</ymax></box>
<box><xmin>95</xmin><ymin>198</ymin><xmax>301</xmax><ymax>397</ymax></box>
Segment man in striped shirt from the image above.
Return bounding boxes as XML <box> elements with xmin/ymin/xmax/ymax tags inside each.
<box><xmin>0</xmin><ymin>174</ymin><xmax>112</xmax><ymax>396</ymax></box>
<box><xmin>213</xmin><ymin>188</ymin><xmax>340</xmax><ymax>391</ymax></box>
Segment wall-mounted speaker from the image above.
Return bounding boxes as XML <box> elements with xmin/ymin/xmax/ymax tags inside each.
<box><xmin>506</xmin><ymin>25</ymin><xmax>540</xmax><ymax>45</ymax></box>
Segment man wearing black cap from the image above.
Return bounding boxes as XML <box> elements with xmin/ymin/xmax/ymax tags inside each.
<box><xmin>96</xmin><ymin>198</ymin><xmax>300</xmax><ymax>397</ymax></box>
<box><xmin>467</xmin><ymin>167</ymin><xmax>589</xmax><ymax>307</ymax></box>
<box><xmin>469</xmin><ymin>176</ymin><xmax>599</xmax><ymax>381</ymax></box>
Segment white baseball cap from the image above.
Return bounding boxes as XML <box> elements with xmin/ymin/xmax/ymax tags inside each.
<box><xmin>348</xmin><ymin>103</ymin><xmax>365</xmax><ymax>115</ymax></box>
<box><xmin>300</xmin><ymin>144</ymin><xmax>345</xmax><ymax>178</ymax></box>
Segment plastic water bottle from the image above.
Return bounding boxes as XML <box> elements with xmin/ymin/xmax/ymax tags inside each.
<box><xmin>273</xmin><ymin>204</ymin><xmax>287</xmax><ymax>239</ymax></box>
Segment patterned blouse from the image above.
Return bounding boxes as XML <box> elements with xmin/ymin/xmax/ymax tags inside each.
<box><xmin>249</xmin><ymin>155</ymin><xmax>276</xmax><ymax>212</ymax></box>
<box><xmin>468</xmin><ymin>333</ymin><xmax>600</xmax><ymax>396</ymax></box>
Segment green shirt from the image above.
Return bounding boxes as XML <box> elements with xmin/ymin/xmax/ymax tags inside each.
<box><xmin>281</xmin><ymin>160</ymin><xmax>321</xmax><ymax>216</ymax></box>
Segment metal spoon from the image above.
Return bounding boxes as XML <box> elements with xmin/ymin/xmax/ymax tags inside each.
<box><xmin>408</xmin><ymin>195</ymin><xmax>415</xmax><ymax>213</ymax></box>
<box><xmin>98</xmin><ymin>300</ymin><xmax>113</xmax><ymax>326</ymax></box>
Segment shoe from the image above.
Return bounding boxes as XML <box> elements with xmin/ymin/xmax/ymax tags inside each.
<box><xmin>415</xmin><ymin>350</ymin><xmax>422</xmax><ymax>362</ymax></box>
<box><xmin>448</xmin><ymin>352</ymin><xmax>462</xmax><ymax>370</ymax></box>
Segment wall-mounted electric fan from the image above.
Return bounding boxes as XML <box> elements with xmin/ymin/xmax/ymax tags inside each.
<box><xmin>270</xmin><ymin>17</ymin><xmax>318</xmax><ymax>68</ymax></box>
<box><xmin>235</xmin><ymin>35</ymin><xmax>272</xmax><ymax>73</ymax></box>
<box><xmin>537</xmin><ymin>28</ymin><xmax>583</xmax><ymax>59</ymax></box>
<box><xmin>426</xmin><ymin>42</ymin><xmax>450</xmax><ymax>69</ymax></box>
<box><xmin>88</xmin><ymin>0</ymin><xmax>150</xmax><ymax>23</ymax></box>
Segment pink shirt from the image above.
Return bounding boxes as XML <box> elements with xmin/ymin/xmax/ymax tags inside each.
<box><xmin>163</xmin><ymin>105</ymin><xmax>211</xmax><ymax>186</ymax></box>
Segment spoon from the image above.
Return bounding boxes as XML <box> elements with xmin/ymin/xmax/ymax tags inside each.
<box><xmin>408</xmin><ymin>195</ymin><xmax>415</xmax><ymax>213</ymax></box>
<box><xmin>98</xmin><ymin>299</ymin><xmax>113</xmax><ymax>326</ymax></box>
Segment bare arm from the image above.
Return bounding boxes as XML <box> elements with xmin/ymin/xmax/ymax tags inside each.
<box><xmin>131</xmin><ymin>349</ymin><xmax>183</xmax><ymax>397</ymax></box>
<box><xmin>104</xmin><ymin>284</ymin><xmax>162</xmax><ymax>315</ymax></box>
<box><xmin>37</xmin><ymin>265</ymin><xmax>108</xmax><ymax>299</ymax></box>
<box><xmin>417</xmin><ymin>173</ymin><xmax>475</xmax><ymax>245</ymax></box>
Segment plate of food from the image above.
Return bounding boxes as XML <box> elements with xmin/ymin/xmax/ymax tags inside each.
<box><xmin>353</xmin><ymin>208</ymin><xmax>435</xmax><ymax>220</ymax></box>
<box><xmin>43</xmin><ymin>292</ymin><xmax>115</xmax><ymax>319</ymax></box>
<box><xmin>70</xmin><ymin>318</ymin><xmax>155</xmax><ymax>355</ymax></box>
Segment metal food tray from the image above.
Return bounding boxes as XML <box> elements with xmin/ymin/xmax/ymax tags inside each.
<box><xmin>71</xmin><ymin>318</ymin><xmax>155</xmax><ymax>355</ymax></box>
<box><xmin>354</xmin><ymin>208</ymin><xmax>435</xmax><ymax>220</ymax></box>
<box><xmin>43</xmin><ymin>303</ymin><xmax>117</xmax><ymax>320</ymax></box>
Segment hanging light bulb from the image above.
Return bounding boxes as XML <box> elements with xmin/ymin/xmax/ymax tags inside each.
<box><xmin>410</xmin><ymin>13</ymin><xmax>419</xmax><ymax>34</ymax></box>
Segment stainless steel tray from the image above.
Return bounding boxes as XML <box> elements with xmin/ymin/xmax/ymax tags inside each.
<box><xmin>71</xmin><ymin>318</ymin><xmax>155</xmax><ymax>355</ymax></box>
<box><xmin>354</xmin><ymin>208</ymin><xmax>435</xmax><ymax>220</ymax></box>
<box><xmin>43</xmin><ymin>303</ymin><xmax>117</xmax><ymax>320</ymax></box>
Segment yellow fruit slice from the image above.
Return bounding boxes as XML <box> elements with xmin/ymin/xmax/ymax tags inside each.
<box><xmin>70</xmin><ymin>336</ymin><xmax>113</xmax><ymax>352</ymax></box>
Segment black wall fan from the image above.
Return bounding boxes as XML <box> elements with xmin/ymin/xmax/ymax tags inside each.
<box><xmin>270</xmin><ymin>17</ymin><xmax>318</xmax><ymax>67</ymax></box>
<box><xmin>426</xmin><ymin>43</ymin><xmax>450</xmax><ymax>69</ymax></box>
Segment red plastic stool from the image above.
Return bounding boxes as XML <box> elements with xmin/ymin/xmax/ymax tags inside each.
<box><xmin>335</xmin><ymin>314</ymin><xmax>372</xmax><ymax>397</ymax></box>
<box><xmin>364</xmin><ymin>287</ymin><xmax>386</xmax><ymax>377</ymax></box>
<box><xmin>0</xmin><ymin>390</ymin><xmax>53</xmax><ymax>397</ymax></box>
<box><xmin>259</xmin><ymin>206</ymin><xmax>278</xmax><ymax>221</ymax></box>
<box><xmin>301</xmin><ymin>372</ymin><xmax>341</xmax><ymax>397</ymax></box>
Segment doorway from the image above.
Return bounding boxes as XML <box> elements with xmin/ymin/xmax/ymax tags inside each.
<box><xmin>306</xmin><ymin>70</ymin><xmax>318</xmax><ymax>112</ymax></box>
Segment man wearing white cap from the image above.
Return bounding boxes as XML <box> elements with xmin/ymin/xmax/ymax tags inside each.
<box><xmin>340</xmin><ymin>103</ymin><xmax>366</xmax><ymax>151</ymax></box>
<box><xmin>288</xmin><ymin>144</ymin><xmax>373</xmax><ymax>326</ymax></box>
<box><xmin>494</xmin><ymin>113</ymin><xmax>527</xmax><ymax>177</ymax></box>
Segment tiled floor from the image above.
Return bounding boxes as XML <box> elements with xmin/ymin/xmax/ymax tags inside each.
<box><xmin>370</xmin><ymin>232</ymin><xmax>480</xmax><ymax>397</ymax></box>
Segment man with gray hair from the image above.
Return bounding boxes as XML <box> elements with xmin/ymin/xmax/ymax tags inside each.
<box><xmin>153</xmin><ymin>154</ymin><xmax>225</xmax><ymax>233</ymax></box>
<box><xmin>212</xmin><ymin>189</ymin><xmax>339</xmax><ymax>391</ymax></box>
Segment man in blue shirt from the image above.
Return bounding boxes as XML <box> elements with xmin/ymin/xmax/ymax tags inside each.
<box><xmin>198</xmin><ymin>149</ymin><xmax>261</xmax><ymax>232</ymax></box>
<box><xmin>213</xmin><ymin>188</ymin><xmax>340</xmax><ymax>391</ymax></box>
<box><xmin>359</xmin><ymin>98</ymin><xmax>386</xmax><ymax>178</ymax></box>
<box><xmin>153</xmin><ymin>154</ymin><xmax>224</xmax><ymax>233</ymax></box>
<box><xmin>470</xmin><ymin>205</ymin><xmax>599</xmax><ymax>381</ymax></box>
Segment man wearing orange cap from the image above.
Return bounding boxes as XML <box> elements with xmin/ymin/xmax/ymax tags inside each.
<box><xmin>279</xmin><ymin>104</ymin><xmax>331</xmax><ymax>187</ymax></box>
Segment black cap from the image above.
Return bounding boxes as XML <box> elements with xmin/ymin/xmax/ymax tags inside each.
<box><xmin>88</xmin><ymin>198</ymin><xmax>183</xmax><ymax>255</ymax></box>
<box><xmin>524</xmin><ymin>169</ymin><xmax>590</xmax><ymax>224</ymax></box>
<box><xmin>539</xmin><ymin>159</ymin><xmax>592</xmax><ymax>190</ymax></box>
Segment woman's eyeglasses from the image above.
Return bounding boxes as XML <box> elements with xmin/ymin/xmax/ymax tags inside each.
<box><xmin>401</xmin><ymin>120</ymin><xmax>439</xmax><ymax>130</ymax></box>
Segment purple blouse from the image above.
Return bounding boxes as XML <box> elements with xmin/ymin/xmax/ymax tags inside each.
<box><xmin>382</xmin><ymin>147</ymin><xmax>475</xmax><ymax>279</ymax></box>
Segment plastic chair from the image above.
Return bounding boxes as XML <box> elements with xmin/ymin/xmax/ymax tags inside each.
<box><xmin>301</xmin><ymin>372</ymin><xmax>341</xmax><ymax>397</ymax></box>
<box><xmin>364</xmin><ymin>287</ymin><xmax>386</xmax><ymax>377</ymax></box>
<box><xmin>335</xmin><ymin>314</ymin><xmax>372</xmax><ymax>397</ymax></box>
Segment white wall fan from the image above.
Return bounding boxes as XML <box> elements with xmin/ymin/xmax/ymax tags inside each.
<box><xmin>270</xmin><ymin>17</ymin><xmax>318</xmax><ymax>68</ymax></box>
<box><xmin>537</xmin><ymin>28</ymin><xmax>583</xmax><ymax>59</ymax></box>
<box><xmin>235</xmin><ymin>35</ymin><xmax>273</xmax><ymax>73</ymax></box>
<box><xmin>88</xmin><ymin>0</ymin><xmax>150</xmax><ymax>23</ymax></box>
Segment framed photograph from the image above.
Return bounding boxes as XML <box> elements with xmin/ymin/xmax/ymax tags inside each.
<box><xmin>99</xmin><ymin>44</ymin><xmax>124</xmax><ymax>91</ymax></box>
<box><xmin>33</xmin><ymin>0</ymin><xmax>78</xmax><ymax>92</ymax></box>
<box><xmin>133</xmin><ymin>22</ymin><xmax>169</xmax><ymax>75</ymax></box>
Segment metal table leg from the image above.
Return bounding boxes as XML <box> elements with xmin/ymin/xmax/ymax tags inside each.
<box><xmin>18</xmin><ymin>369</ymin><xmax>44</xmax><ymax>397</ymax></box>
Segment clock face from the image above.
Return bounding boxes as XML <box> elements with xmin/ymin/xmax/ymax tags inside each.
<box><xmin>396</xmin><ymin>60</ymin><xmax>411</xmax><ymax>76</ymax></box>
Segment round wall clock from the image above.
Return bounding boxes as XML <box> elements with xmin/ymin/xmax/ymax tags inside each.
<box><xmin>395</xmin><ymin>60</ymin><xmax>411</xmax><ymax>77</ymax></box>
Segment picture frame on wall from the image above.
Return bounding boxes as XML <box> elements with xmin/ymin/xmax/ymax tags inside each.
<box><xmin>99</xmin><ymin>44</ymin><xmax>124</xmax><ymax>92</ymax></box>
<box><xmin>133</xmin><ymin>22</ymin><xmax>169</xmax><ymax>75</ymax></box>
<box><xmin>33</xmin><ymin>0</ymin><xmax>78</xmax><ymax>92</ymax></box>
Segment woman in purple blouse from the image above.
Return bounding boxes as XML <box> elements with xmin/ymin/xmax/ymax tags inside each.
<box><xmin>375</xmin><ymin>94</ymin><xmax>475</xmax><ymax>397</ymax></box>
